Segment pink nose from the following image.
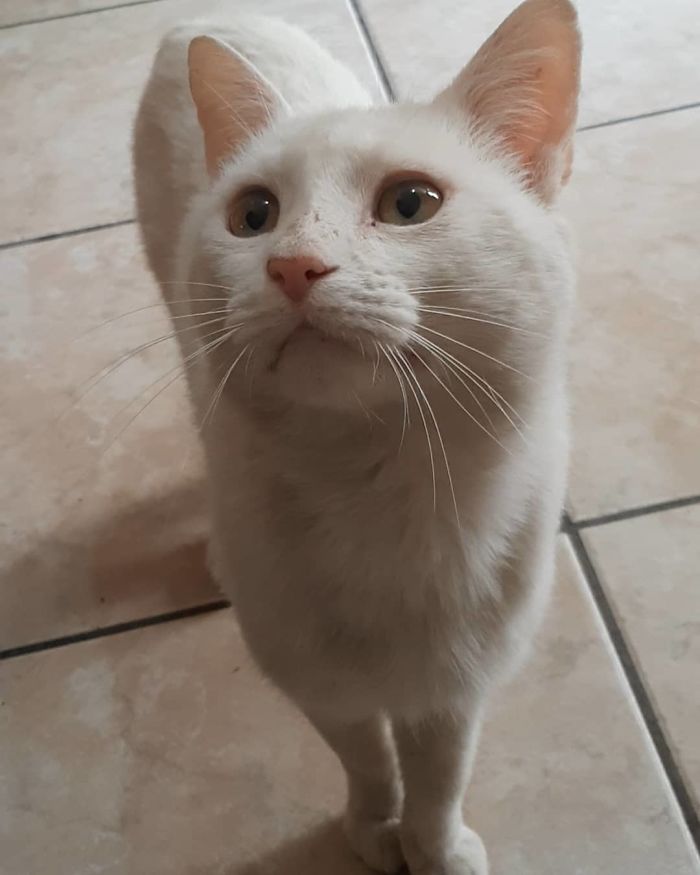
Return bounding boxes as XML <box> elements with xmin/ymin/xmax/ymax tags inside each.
<box><xmin>267</xmin><ymin>255</ymin><xmax>336</xmax><ymax>302</ymax></box>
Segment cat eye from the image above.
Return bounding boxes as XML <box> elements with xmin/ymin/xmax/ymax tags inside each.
<box><xmin>376</xmin><ymin>179</ymin><xmax>443</xmax><ymax>226</ymax></box>
<box><xmin>228</xmin><ymin>188</ymin><xmax>280</xmax><ymax>237</ymax></box>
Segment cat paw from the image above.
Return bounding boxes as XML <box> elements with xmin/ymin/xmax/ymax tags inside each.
<box><xmin>405</xmin><ymin>826</ymin><xmax>488</xmax><ymax>875</ymax></box>
<box><xmin>344</xmin><ymin>814</ymin><xmax>405</xmax><ymax>873</ymax></box>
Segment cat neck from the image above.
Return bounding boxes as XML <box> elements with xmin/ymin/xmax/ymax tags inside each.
<box><xmin>231</xmin><ymin>389</ymin><xmax>511</xmax><ymax>495</ymax></box>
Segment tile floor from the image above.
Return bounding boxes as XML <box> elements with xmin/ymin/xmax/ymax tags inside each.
<box><xmin>0</xmin><ymin>1</ymin><xmax>698</xmax><ymax>873</ymax></box>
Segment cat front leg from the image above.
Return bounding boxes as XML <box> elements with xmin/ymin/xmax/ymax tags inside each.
<box><xmin>305</xmin><ymin>711</ymin><xmax>405</xmax><ymax>873</ymax></box>
<box><xmin>394</xmin><ymin>706</ymin><xmax>488</xmax><ymax>875</ymax></box>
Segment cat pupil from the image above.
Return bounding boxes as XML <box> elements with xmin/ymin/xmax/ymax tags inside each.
<box><xmin>246</xmin><ymin>200</ymin><xmax>269</xmax><ymax>230</ymax></box>
<box><xmin>396</xmin><ymin>188</ymin><xmax>421</xmax><ymax>219</ymax></box>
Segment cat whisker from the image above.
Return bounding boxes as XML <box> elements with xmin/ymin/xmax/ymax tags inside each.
<box><xmin>369</xmin><ymin>314</ymin><xmax>527</xmax><ymax>425</ymax></box>
<box><xmin>76</xmin><ymin>303</ymin><xmax>231</xmax><ymax>340</ymax></box>
<box><xmin>245</xmin><ymin>347</ymin><xmax>257</xmax><ymax>397</ymax></box>
<box><xmin>101</xmin><ymin>325</ymin><xmax>238</xmax><ymax>453</ymax></box>
<box><xmin>407</xmin><ymin>336</ymin><xmax>507</xmax><ymax>452</ymax></box>
<box><xmin>12</xmin><ymin>324</ymin><xmax>224</xmax><ymax>451</ymax></box>
<box><xmin>371</xmin><ymin>346</ymin><xmax>381</xmax><ymax>385</ymax></box>
<box><xmin>62</xmin><ymin>318</ymin><xmax>240</xmax><ymax>428</ymax></box>
<box><xmin>82</xmin><ymin>313</ymin><xmax>232</xmax><ymax>386</ymax></box>
<box><xmin>397</xmin><ymin>348</ymin><xmax>459</xmax><ymax>525</ymax></box>
<box><xmin>102</xmin><ymin>368</ymin><xmax>190</xmax><ymax>455</ymax></box>
<box><xmin>406</xmin><ymin>291</ymin><xmax>538</xmax><ymax>331</ymax></box>
<box><xmin>410</xmin><ymin>332</ymin><xmax>499</xmax><ymax>432</ymax></box>
<box><xmin>416</xmin><ymin>306</ymin><xmax>546</xmax><ymax>337</ymax></box>
<box><xmin>414</xmin><ymin>332</ymin><xmax>529</xmax><ymax>440</ymax></box>
<box><xmin>352</xmin><ymin>390</ymin><xmax>375</xmax><ymax>424</ymax></box>
<box><xmin>406</xmin><ymin>285</ymin><xmax>510</xmax><ymax>295</ymax></box>
<box><xmin>420</xmin><ymin>325</ymin><xmax>534</xmax><ymax>382</ymax></box>
<box><xmin>377</xmin><ymin>342</ymin><xmax>410</xmax><ymax>449</ymax></box>
<box><xmin>244</xmin><ymin>346</ymin><xmax>255</xmax><ymax>379</ymax></box>
<box><xmin>161</xmin><ymin>280</ymin><xmax>238</xmax><ymax>295</ymax></box>
<box><xmin>389</xmin><ymin>347</ymin><xmax>437</xmax><ymax>511</ymax></box>
<box><xmin>199</xmin><ymin>344</ymin><xmax>251</xmax><ymax>432</ymax></box>
<box><xmin>370</xmin><ymin>313</ymin><xmax>526</xmax><ymax>439</ymax></box>
<box><xmin>159</xmin><ymin>306</ymin><xmax>231</xmax><ymax>322</ymax></box>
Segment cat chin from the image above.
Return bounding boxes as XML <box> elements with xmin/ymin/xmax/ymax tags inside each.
<box><xmin>269</xmin><ymin>322</ymin><xmax>348</xmax><ymax>371</ymax></box>
<box><xmin>264</xmin><ymin>332</ymin><xmax>394</xmax><ymax>411</ymax></box>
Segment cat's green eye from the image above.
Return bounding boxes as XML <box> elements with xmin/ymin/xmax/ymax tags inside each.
<box><xmin>228</xmin><ymin>188</ymin><xmax>279</xmax><ymax>237</ymax></box>
<box><xmin>376</xmin><ymin>179</ymin><xmax>443</xmax><ymax>226</ymax></box>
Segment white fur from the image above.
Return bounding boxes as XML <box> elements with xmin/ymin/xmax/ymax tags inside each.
<box><xmin>133</xmin><ymin>9</ymin><xmax>577</xmax><ymax>874</ymax></box>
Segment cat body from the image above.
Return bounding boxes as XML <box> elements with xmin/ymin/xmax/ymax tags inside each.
<box><xmin>133</xmin><ymin>3</ymin><xmax>580</xmax><ymax>872</ymax></box>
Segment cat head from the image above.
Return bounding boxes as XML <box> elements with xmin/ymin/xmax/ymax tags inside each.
<box><xmin>184</xmin><ymin>0</ymin><xmax>580</xmax><ymax>422</ymax></box>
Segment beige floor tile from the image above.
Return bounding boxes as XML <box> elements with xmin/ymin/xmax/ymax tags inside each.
<box><xmin>0</xmin><ymin>0</ymin><xmax>158</xmax><ymax>28</ymax></box>
<box><xmin>0</xmin><ymin>0</ymin><xmax>381</xmax><ymax>244</ymax></box>
<box><xmin>358</xmin><ymin>0</ymin><xmax>700</xmax><ymax>127</ymax></box>
<box><xmin>562</xmin><ymin>109</ymin><xmax>700</xmax><ymax>518</ymax></box>
<box><xmin>583</xmin><ymin>505</ymin><xmax>700</xmax><ymax>805</ymax></box>
<box><xmin>0</xmin><ymin>223</ymin><xmax>218</xmax><ymax>651</ymax></box>
<box><xmin>1</xmin><ymin>542</ymin><xmax>697</xmax><ymax>874</ymax></box>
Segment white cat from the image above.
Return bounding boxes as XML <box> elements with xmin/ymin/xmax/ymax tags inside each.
<box><xmin>133</xmin><ymin>1</ymin><xmax>581</xmax><ymax>872</ymax></box>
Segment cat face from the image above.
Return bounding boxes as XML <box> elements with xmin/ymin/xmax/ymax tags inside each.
<box><xmin>190</xmin><ymin>106</ymin><xmax>567</xmax><ymax>412</ymax></box>
<box><xmin>185</xmin><ymin>0</ymin><xmax>580</xmax><ymax>415</ymax></box>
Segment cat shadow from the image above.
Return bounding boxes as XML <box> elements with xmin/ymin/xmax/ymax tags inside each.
<box><xmin>209</xmin><ymin>819</ymin><xmax>385</xmax><ymax>875</ymax></box>
<box><xmin>86</xmin><ymin>479</ymin><xmax>216</xmax><ymax>608</ymax></box>
<box><xmin>3</xmin><ymin>480</ymin><xmax>219</xmax><ymax>643</ymax></box>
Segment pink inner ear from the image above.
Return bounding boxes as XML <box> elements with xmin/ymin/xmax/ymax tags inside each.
<box><xmin>508</xmin><ymin>46</ymin><xmax>578</xmax><ymax>168</ymax></box>
<box><xmin>438</xmin><ymin>0</ymin><xmax>581</xmax><ymax>201</ymax></box>
<box><xmin>188</xmin><ymin>36</ymin><xmax>278</xmax><ymax>177</ymax></box>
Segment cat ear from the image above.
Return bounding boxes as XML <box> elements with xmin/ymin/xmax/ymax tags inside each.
<box><xmin>188</xmin><ymin>35</ymin><xmax>284</xmax><ymax>177</ymax></box>
<box><xmin>434</xmin><ymin>0</ymin><xmax>581</xmax><ymax>202</ymax></box>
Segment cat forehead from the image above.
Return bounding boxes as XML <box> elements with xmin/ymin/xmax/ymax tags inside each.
<box><xmin>224</xmin><ymin>104</ymin><xmax>474</xmax><ymax>187</ymax></box>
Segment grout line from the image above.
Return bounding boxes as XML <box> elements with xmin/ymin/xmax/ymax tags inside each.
<box><xmin>578</xmin><ymin>101</ymin><xmax>700</xmax><ymax>132</ymax></box>
<box><xmin>564</xmin><ymin>517</ymin><xmax>700</xmax><ymax>851</ymax></box>
<box><xmin>573</xmin><ymin>494</ymin><xmax>700</xmax><ymax>530</ymax></box>
<box><xmin>0</xmin><ymin>0</ymin><xmax>166</xmax><ymax>30</ymax></box>
<box><xmin>345</xmin><ymin>0</ymin><xmax>396</xmax><ymax>102</ymax></box>
<box><xmin>0</xmin><ymin>599</ymin><xmax>231</xmax><ymax>661</ymax></box>
<box><xmin>0</xmin><ymin>219</ymin><xmax>135</xmax><ymax>252</ymax></box>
